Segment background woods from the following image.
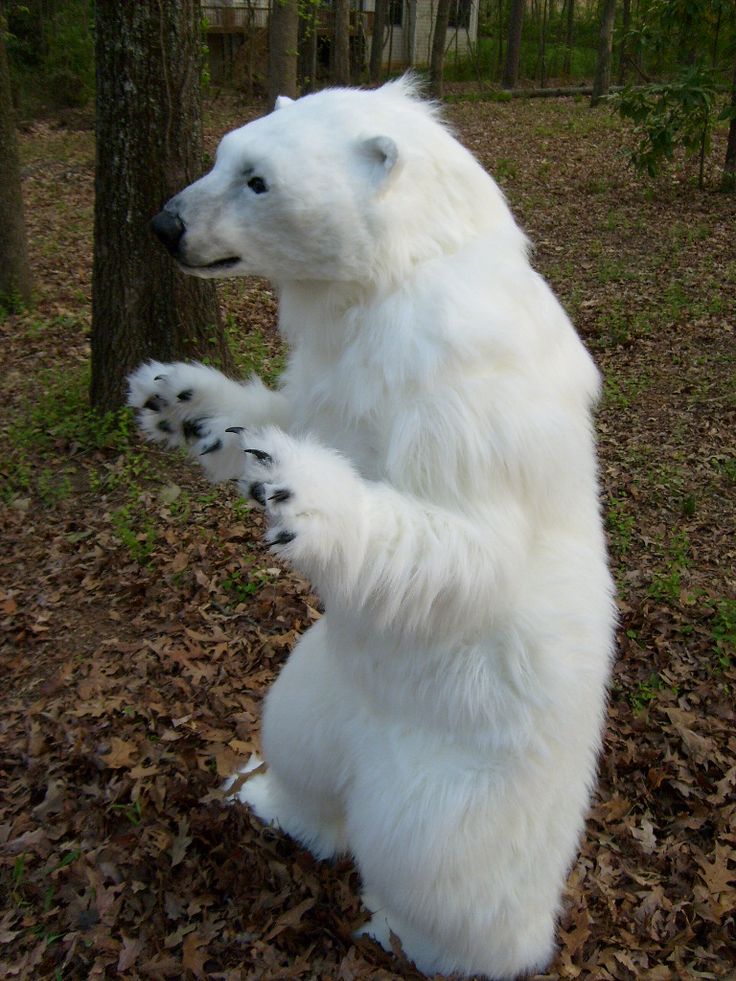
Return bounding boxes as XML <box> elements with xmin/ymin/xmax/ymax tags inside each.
<box><xmin>1</xmin><ymin>0</ymin><xmax>735</xmax><ymax>978</ymax></box>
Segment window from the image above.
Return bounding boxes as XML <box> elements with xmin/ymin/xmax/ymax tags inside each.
<box><xmin>448</xmin><ymin>0</ymin><xmax>471</xmax><ymax>30</ymax></box>
<box><xmin>389</xmin><ymin>0</ymin><xmax>403</xmax><ymax>27</ymax></box>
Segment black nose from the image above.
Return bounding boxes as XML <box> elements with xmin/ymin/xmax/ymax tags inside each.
<box><xmin>150</xmin><ymin>210</ymin><xmax>185</xmax><ymax>254</ymax></box>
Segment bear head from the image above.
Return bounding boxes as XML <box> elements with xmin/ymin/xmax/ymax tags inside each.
<box><xmin>151</xmin><ymin>77</ymin><xmax>523</xmax><ymax>288</ymax></box>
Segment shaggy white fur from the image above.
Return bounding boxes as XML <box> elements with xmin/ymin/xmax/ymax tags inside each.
<box><xmin>128</xmin><ymin>77</ymin><xmax>615</xmax><ymax>980</ymax></box>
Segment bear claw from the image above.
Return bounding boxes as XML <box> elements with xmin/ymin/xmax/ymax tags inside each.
<box><xmin>269</xmin><ymin>530</ymin><xmax>296</xmax><ymax>546</ymax></box>
<box><xmin>249</xmin><ymin>482</ymin><xmax>267</xmax><ymax>506</ymax></box>
<box><xmin>183</xmin><ymin>419</ymin><xmax>206</xmax><ymax>440</ymax></box>
<box><xmin>245</xmin><ymin>448</ymin><xmax>273</xmax><ymax>465</ymax></box>
<box><xmin>200</xmin><ymin>439</ymin><xmax>223</xmax><ymax>456</ymax></box>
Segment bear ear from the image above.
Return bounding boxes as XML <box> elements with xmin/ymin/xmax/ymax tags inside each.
<box><xmin>275</xmin><ymin>95</ymin><xmax>295</xmax><ymax>110</ymax></box>
<box><xmin>358</xmin><ymin>135</ymin><xmax>401</xmax><ymax>191</ymax></box>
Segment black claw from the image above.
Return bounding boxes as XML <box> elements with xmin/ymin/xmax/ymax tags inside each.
<box><xmin>200</xmin><ymin>439</ymin><xmax>222</xmax><ymax>456</ymax></box>
<box><xmin>143</xmin><ymin>394</ymin><xmax>164</xmax><ymax>411</ymax></box>
<box><xmin>225</xmin><ymin>426</ymin><xmax>245</xmax><ymax>435</ymax></box>
<box><xmin>183</xmin><ymin>418</ymin><xmax>206</xmax><ymax>440</ymax></box>
<box><xmin>249</xmin><ymin>482</ymin><xmax>267</xmax><ymax>506</ymax></box>
<box><xmin>245</xmin><ymin>448</ymin><xmax>273</xmax><ymax>464</ymax></box>
<box><xmin>157</xmin><ymin>420</ymin><xmax>173</xmax><ymax>433</ymax></box>
<box><xmin>177</xmin><ymin>389</ymin><xmax>193</xmax><ymax>402</ymax></box>
<box><xmin>269</xmin><ymin>488</ymin><xmax>292</xmax><ymax>504</ymax></box>
<box><xmin>271</xmin><ymin>530</ymin><xmax>296</xmax><ymax>546</ymax></box>
<box><xmin>153</xmin><ymin>374</ymin><xmax>166</xmax><ymax>382</ymax></box>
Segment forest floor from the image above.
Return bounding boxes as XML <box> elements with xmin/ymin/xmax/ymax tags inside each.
<box><xmin>1</xmin><ymin>92</ymin><xmax>735</xmax><ymax>981</ymax></box>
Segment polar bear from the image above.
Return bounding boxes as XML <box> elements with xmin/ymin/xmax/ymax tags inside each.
<box><xmin>128</xmin><ymin>78</ymin><xmax>615</xmax><ymax>980</ymax></box>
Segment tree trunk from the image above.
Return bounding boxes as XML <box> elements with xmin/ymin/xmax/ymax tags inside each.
<box><xmin>539</xmin><ymin>0</ymin><xmax>549</xmax><ymax>88</ymax></box>
<box><xmin>502</xmin><ymin>0</ymin><xmax>525</xmax><ymax>90</ymax></box>
<box><xmin>563</xmin><ymin>0</ymin><xmax>574</xmax><ymax>77</ymax></box>
<box><xmin>268</xmin><ymin>0</ymin><xmax>299</xmax><ymax>107</ymax></box>
<box><xmin>590</xmin><ymin>0</ymin><xmax>616</xmax><ymax>106</ymax></box>
<box><xmin>369</xmin><ymin>0</ymin><xmax>388</xmax><ymax>84</ymax></box>
<box><xmin>299</xmin><ymin>3</ymin><xmax>318</xmax><ymax>93</ymax></box>
<box><xmin>722</xmin><ymin>57</ymin><xmax>736</xmax><ymax>192</ymax></box>
<box><xmin>332</xmin><ymin>0</ymin><xmax>351</xmax><ymax>86</ymax></box>
<box><xmin>429</xmin><ymin>0</ymin><xmax>452</xmax><ymax>98</ymax></box>
<box><xmin>617</xmin><ymin>0</ymin><xmax>630</xmax><ymax>85</ymax></box>
<box><xmin>91</xmin><ymin>0</ymin><xmax>230</xmax><ymax>413</ymax></box>
<box><xmin>0</xmin><ymin>23</ymin><xmax>32</xmax><ymax>308</ymax></box>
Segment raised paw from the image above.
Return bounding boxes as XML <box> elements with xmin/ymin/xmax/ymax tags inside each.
<box><xmin>126</xmin><ymin>361</ymin><xmax>250</xmax><ymax>481</ymax></box>
<box><xmin>229</xmin><ymin>427</ymin><xmax>368</xmax><ymax>581</ymax></box>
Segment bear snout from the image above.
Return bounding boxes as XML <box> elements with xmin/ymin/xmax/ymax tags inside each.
<box><xmin>150</xmin><ymin>209</ymin><xmax>186</xmax><ymax>256</ymax></box>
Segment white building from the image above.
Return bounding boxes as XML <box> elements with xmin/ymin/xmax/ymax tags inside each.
<box><xmin>204</xmin><ymin>0</ymin><xmax>479</xmax><ymax>79</ymax></box>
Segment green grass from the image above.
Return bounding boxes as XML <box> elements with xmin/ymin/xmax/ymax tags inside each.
<box><xmin>221</xmin><ymin>567</ymin><xmax>277</xmax><ymax>603</ymax></box>
<box><xmin>629</xmin><ymin>672</ymin><xmax>666</xmax><ymax>712</ymax></box>
<box><xmin>1</xmin><ymin>364</ymin><xmax>152</xmax><ymax>504</ymax></box>
<box><xmin>712</xmin><ymin>599</ymin><xmax>736</xmax><ymax>670</ymax></box>
<box><xmin>109</xmin><ymin>505</ymin><xmax>157</xmax><ymax>565</ymax></box>
<box><xmin>606</xmin><ymin>495</ymin><xmax>636</xmax><ymax>559</ymax></box>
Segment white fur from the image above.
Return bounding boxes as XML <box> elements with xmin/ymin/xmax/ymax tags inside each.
<box><xmin>128</xmin><ymin>78</ymin><xmax>615</xmax><ymax>980</ymax></box>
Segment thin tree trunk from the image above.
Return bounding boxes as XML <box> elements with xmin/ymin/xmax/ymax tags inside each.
<box><xmin>497</xmin><ymin>0</ymin><xmax>504</xmax><ymax>80</ymax></box>
<box><xmin>268</xmin><ymin>0</ymin><xmax>299</xmax><ymax>107</ymax></box>
<box><xmin>502</xmin><ymin>0</ymin><xmax>525</xmax><ymax>89</ymax></box>
<box><xmin>563</xmin><ymin>0</ymin><xmax>574</xmax><ymax>77</ymax></box>
<box><xmin>0</xmin><ymin>23</ymin><xmax>32</xmax><ymax>308</ymax></box>
<box><xmin>369</xmin><ymin>0</ymin><xmax>388</xmax><ymax>82</ymax></box>
<box><xmin>91</xmin><ymin>0</ymin><xmax>230</xmax><ymax>413</ymax></box>
<box><xmin>539</xmin><ymin>0</ymin><xmax>548</xmax><ymax>88</ymax></box>
<box><xmin>429</xmin><ymin>0</ymin><xmax>452</xmax><ymax>98</ymax></box>
<box><xmin>722</xmin><ymin>57</ymin><xmax>736</xmax><ymax>192</ymax></box>
<box><xmin>299</xmin><ymin>4</ymin><xmax>318</xmax><ymax>93</ymax></box>
<box><xmin>617</xmin><ymin>0</ymin><xmax>629</xmax><ymax>85</ymax></box>
<box><xmin>590</xmin><ymin>0</ymin><xmax>616</xmax><ymax>106</ymax></box>
<box><xmin>333</xmin><ymin>0</ymin><xmax>351</xmax><ymax>85</ymax></box>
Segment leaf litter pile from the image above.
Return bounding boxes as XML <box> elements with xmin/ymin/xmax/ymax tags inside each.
<box><xmin>1</xmin><ymin>95</ymin><xmax>735</xmax><ymax>980</ymax></box>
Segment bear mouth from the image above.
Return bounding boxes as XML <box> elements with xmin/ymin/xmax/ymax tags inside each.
<box><xmin>199</xmin><ymin>256</ymin><xmax>242</xmax><ymax>270</ymax></box>
<box><xmin>180</xmin><ymin>256</ymin><xmax>242</xmax><ymax>273</ymax></box>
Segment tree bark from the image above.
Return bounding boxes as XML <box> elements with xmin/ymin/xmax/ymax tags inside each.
<box><xmin>0</xmin><ymin>22</ymin><xmax>32</xmax><ymax>308</ymax></box>
<box><xmin>369</xmin><ymin>0</ymin><xmax>388</xmax><ymax>84</ymax></box>
<box><xmin>617</xmin><ymin>0</ymin><xmax>630</xmax><ymax>85</ymax></box>
<box><xmin>91</xmin><ymin>0</ymin><xmax>230</xmax><ymax>413</ymax></box>
<box><xmin>591</xmin><ymin>0</ymin><xmax>617</xmax><ymax>106</ymax></box>
<box><xmin>268</xmin><ymin>0</ymin><xmax>299</xmax><ymax>107</ymax></box>
<box><xmin>502</xmin><ymin>0</ymin><xmax>525</xmax><ymax>90</ymax></box>
<box><xmin>299</xmin><ymin>3</ymin><xmax>318</xmax><ymax>93</ymax></box>
<box><xmin>332</xmin><ymin>0</ymin><xmax>351</xmax><ymax>86</ymax></box>
<box><xmin>722</xmin><ymin>56</ymin><xmax>736</xmax><ymax>192</ymax></box>
<box><xmin>563</xmin><ymin>0</ymin><xmax>574</xmax><ymax>77</ymax></box>
<box><xmin>429</xmin><ymin>0</ymin><xmax>452</xmax><ymax>98</ymax></box>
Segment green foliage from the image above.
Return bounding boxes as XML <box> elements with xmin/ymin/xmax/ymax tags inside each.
<box><xmin>629</xmin><ymin>671</ymin><xmax>665</xmax><ymax>711</ymax></box>
<box><xmin>221</xmin><ymin>567</ymin><xmax>276</xmax><ymax>602</ymax></box>
<box><xmin>110</xmin><ymin>505</ymin><xmax>157</xmax><ymax>565</ymax></box>
<box><xmin>711</xmin><ymin>598</ymin><xmax>736</xmax><ymax>669</ymax></box>
<box><xmin>2</xmin><ymin>366</ymin><xmax>142</xmax><ymax>503</ymax></box>
<box><xmin>228</xmin><ymin>317</ymin><xmax>286</xmax><ymax>386</ymax></box>
<box><xmin>611</xmin><ymin>64</ymin><xmax>719</xmax><ymax>185</ymax></box>
<box><xmin>606</xmin><ymin>496</ymin><xmax>636</xmax><ymax>558</ymax></box>
<box><xmin>648</xmin><ymin>529</ymin><xmax>691</xmax><ymax>604</ymax></box>
<box><xmin>6</xmin><ymin>0</ymin><xmax>94</xmax><ymax>110</ymax></box>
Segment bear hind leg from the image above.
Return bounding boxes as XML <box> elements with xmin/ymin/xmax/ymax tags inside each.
<box><xmin>227</xmin><ymin>757</ymin><xmax>348</xmax><ymax>860</ymax></box>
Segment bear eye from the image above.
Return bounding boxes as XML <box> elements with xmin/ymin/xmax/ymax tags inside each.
<box><xmin>247</xmin><ymin>176</ymin><xmax>268</xmax><ymax>194</ymax></box>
